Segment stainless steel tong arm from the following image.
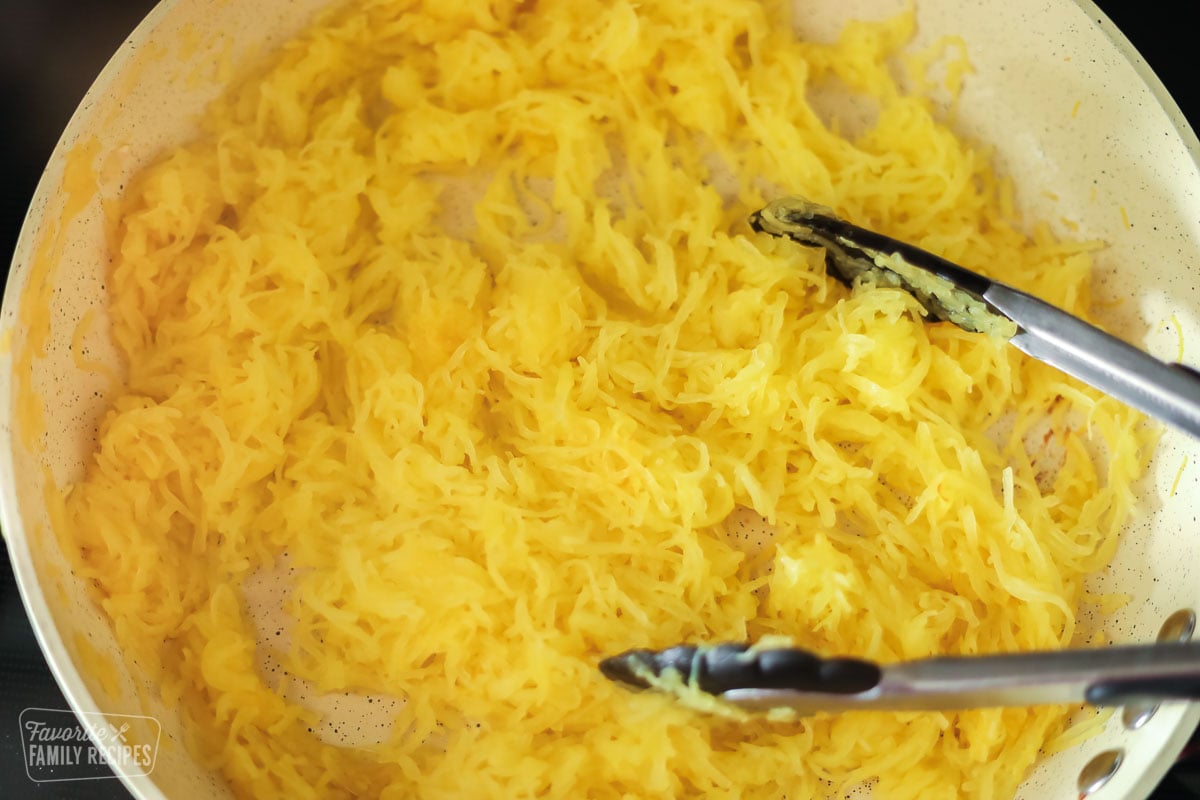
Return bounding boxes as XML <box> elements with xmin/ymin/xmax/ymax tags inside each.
<box><xmin>749</xmin><ymin>196</ymin><xmax>1200</xmax><ymax>441</ymax></box>
<box><xmin>986</xmin><ymin>285</ymin><xmax>1200</xmax><ymax>439</ymax></box>
<box><xmin>722</xmin><ymin>642</ymin><xmax>1200</xmax><ymax>714</ymax></box>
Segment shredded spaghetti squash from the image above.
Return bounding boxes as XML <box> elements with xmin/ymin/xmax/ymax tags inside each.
<box><xmin>62</xmin><ymin>0</ymin><xmax>1154</xmax><ymax>798</ymax></box>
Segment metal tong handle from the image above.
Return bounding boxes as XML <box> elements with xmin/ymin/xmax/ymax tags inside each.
<box><xmin>986</xmin><ymin>285</ymin><xmax>1200</xmax><ymax>440</ymax></box>
<box><xmin>723</xmin><ymin>642</ymin><xmax>1200</xmax><ymax>714</ymax></box>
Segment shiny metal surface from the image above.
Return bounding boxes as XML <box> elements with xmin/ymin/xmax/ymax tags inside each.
<box><xmin>720</xmin><ymin>642</ymin><xmax>1200</xmax><ymax>714</ymax></box>
<box><xmin>1079</xmin><ymin>749</ymin><xmax>1125</xmax><ymax>796</ymax></box>
<box><xmin>991</xmin><ymin>286</ymin><xmax>1200</xmax><ymax>440</ymax></box>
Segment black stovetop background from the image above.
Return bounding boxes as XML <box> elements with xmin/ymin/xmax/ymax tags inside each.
<box><xmin>1</xmin><ymin>1</ymin><xmax>1198</xmax><ymax>797</ymax></box>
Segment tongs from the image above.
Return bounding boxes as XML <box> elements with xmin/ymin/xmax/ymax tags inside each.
<box><xmin>600</xmin><ymin>641</ymin><xmax>1200</xmax><ymax>714</ymax></box>
<box><xmin>599</xmin><ymin>199</ymin><xmax>1200</xmax><ymax>714</ymax></box>
<box><xmin>749</xmin><ymin>197</ymin><xmax>1200</xmax><ymax>440</ymax></box>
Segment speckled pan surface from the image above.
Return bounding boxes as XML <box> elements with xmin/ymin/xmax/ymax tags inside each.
<box><xmin>0</xmin><ymin>0</ymin><xmax>1197</xmax><ymax>798</ymax></box>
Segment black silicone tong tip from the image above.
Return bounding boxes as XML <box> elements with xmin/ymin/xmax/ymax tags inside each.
<box><xmin>748</xmin><ymin>196</ymin><xmax>1004</xmax><ymax>333</ymax></box>
<box><xmin>601</xmin><ymin>643</ymin><xmax>882</xmax><ymax>696</ymax></box>
<box><xmin>599</xmin><ymin>649</ymin><xmax>658</xmax><ymax>689</ymax></box>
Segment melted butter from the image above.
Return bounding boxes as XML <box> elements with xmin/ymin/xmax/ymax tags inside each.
<box><xmin>753</xmin><ymin>196</ymin><xmax>1017</xmax><ymax>340</ymax></box>
<box><xmin>629</xmin><ymin>637</ymin><xmax>802</xmax><ymax>720</ymax></box>
<box><xmin>847</xmin><ymin>241</ymin><xmax>1019</xmax><ymax>339</ymax></box>
<box><xmin>630</xmin><ymin>660</ymin><xmax>751</xmax><ymax>721</ymax></box>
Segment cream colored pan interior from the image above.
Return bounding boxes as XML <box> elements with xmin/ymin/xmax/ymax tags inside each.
<box><xmin>2</xmin><ymin>0</ymin><xmax>1199</xmax><ymax>798</ymax></box>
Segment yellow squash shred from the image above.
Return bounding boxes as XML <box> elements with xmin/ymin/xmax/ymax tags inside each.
<box><xmin>62</xmin><ymin>0</ymin><xmax>1154</xmax><ymax>798</ymax></box>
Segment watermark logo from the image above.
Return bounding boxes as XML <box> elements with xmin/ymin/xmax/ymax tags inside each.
<box><xmin>19</xmin><ymin>708</ymin><xmax>160</xmax><ymax>783</ymax></box>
